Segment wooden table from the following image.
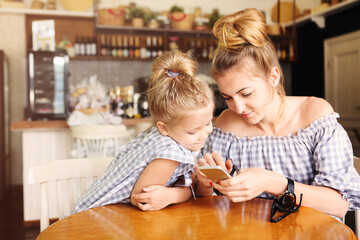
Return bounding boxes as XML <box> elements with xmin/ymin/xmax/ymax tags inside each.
<box><xmin>36</xmin><ymin>196</ymin><xmax>356</xmax><ymax>240</ymax></box>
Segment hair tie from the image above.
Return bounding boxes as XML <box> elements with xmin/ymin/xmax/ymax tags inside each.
<box><xmin>167</xmin><ymin>70</ymin><xmax>180</xmax><ymax>78</ymax></box>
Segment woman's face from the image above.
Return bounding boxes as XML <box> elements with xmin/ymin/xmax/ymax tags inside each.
<box><xmin>216</xmin><ymin>67</ymin><xmax>273</xmax><ymax>125</ymax></box>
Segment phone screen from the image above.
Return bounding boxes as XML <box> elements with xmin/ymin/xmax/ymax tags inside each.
<box><xmin>199</xmin><ymin>166</ymin><xmax>231</xmax><ymax>182</ymax></box>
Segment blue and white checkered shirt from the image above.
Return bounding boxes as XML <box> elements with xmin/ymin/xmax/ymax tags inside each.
<box><xmin>73</xmin><ymin>127</ymin><xmax>199</xmax><ymax>213</ymax></box>
<box><xmin>204</xmin><ymin>113</ymin><xmax>360</xmax><ymax>211</ymax></box>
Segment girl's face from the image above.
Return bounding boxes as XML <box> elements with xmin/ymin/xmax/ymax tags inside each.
<box><xmin>216</xmin><ymin>67</ymin><xmax>274</xmax><ymax>125</ymax></box>
<box><xmin>158</xmin><ymin>104</ymin><xmax>214</xmax><ymax>152</ymax></box>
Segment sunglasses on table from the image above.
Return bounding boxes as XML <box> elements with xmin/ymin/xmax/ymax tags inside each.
<box><xmin>270</xmin><ymin>192</ymin><xmax>303</xmax><ymax>223</ymax></box>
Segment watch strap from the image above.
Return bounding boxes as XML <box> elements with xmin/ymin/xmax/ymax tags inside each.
<box><xmin>277</xmin><ymin>177</ymin><xmax>295</xmax><ymax>199</ymax></box>
<box><xmin>286</xmin><ymin>177</ymin><xmax>294</xmax><ymax>193</ymax></box>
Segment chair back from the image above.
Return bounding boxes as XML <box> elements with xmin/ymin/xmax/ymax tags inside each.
<box><xmin>71</xmin><ymin>124</ymin><xmax>132</xmax><ymax>158</ymax></box>
<box><xmin>28</xmin><ymin>157</ymin><xmax>112</xmax><ymax>231</ymax></box>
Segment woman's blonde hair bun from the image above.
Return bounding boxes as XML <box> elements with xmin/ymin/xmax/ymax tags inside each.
<box><xmin>213</xmin><ymin>8</ymin><xmax>269</xmax><ymax>50</ymax></box>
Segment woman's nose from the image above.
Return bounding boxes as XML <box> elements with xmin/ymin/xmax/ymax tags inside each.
<box><xmin>233</xmin><ymin>98</ymin><xmax>246</xmax><ymax>114</ymax></box>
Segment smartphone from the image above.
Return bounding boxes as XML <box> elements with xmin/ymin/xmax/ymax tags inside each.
<box><xmin>199</xmin><ymin>166</ymin><xmax>231</xmax><ymax>182</ymax></box>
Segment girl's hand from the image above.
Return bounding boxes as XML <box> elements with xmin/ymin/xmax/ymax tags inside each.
<box><xmin>131</xmin><ymin>185</ymin><xmax>171</xmax><ymax>211</ymax></box>
<box><xmin>211</xmin><ymin>168</ymin><xmax>271</xmax><ymax>202</ymax></box>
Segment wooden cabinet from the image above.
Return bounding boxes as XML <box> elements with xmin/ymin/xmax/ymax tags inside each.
<box><xmin>25</xmin><ymin>14</ymin><xmax>217</xmax><ymax>62</ymax></box>
<box><xmin>25</xmin><ymin>12</ymin><xmax>296</xmax><ymax>63</ymax></box>
<box><xmin>25</xmin><ymin>14</ymin><xmax>95</xmax><ymax>56</ymax></box>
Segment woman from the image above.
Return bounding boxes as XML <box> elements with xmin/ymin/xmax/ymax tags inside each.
<box><xmin>196</xmin><ymin>8</ymin><xmax>360</xmax><ymax>219</ymax></box>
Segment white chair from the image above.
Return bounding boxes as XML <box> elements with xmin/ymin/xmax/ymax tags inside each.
<box><xmin>28</xmin><ymin>157</ymin><xmax>113</xmax><ymax>231</ymax></box>
<box><xmin>71</xmin><ymin>124</ymin><xmax>133</xmax><ymax>158</ymax></box>
<box><xmin>353</xmin><ymin>156</ymin><xmax>360</xmax><ymax>239</ymax></box>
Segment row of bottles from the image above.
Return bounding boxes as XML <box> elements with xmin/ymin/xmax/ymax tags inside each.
<box><xmin>100</xmin><ymin>35</ymin><xmax>164</xmax><ymax>59</ymax></box>
<box><xmin>74</xmin><ymin>36</ymin><xmax>97</xmax><ymax>56</ymax></box>
<box><xmin>73</xmin><ymin>34</ymin><xmax>218</xmax><ymax>60</ymax></box>
<box><xmin>72</xmin><ymin>35</ymin><xmax>295</xmax><ymax>62</ymax></box>
<box><xmin>109</xmin><ymin>86</ymin><xmax>149</xmax><ymax>119</ymax></box>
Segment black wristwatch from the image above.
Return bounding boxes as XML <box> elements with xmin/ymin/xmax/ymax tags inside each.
<box><xmin>277</xmin><ymin>177</ymin><xmax>296</xmax><ymax>212</ymax></box>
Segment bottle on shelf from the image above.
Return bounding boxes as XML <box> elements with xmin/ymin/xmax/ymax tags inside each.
<box><xmin>134</xmin><ymin>36</ymin><xmax>140</xmax><ymax>58</ymax></box>
<box><xmin>109</xmin><ymin>88</ymin><xmax>117</xmax><ymax>114</ymax></box>
<box><xmin>146</xmin><ymin>36</ymin><xmax>152</xmax><ymax>58</ymax></box>
<box><xmin>157</xmin><ymin>36</ymin><xmax>163</xmax><ymax>56</ymax></box>
<box><xmin>151</xmin><ymin>36</ymin><xmax>158</xmax><ymax>58</ymax></box>
<box><xmin>111</xmin><ymin>35</ymin><xmax>118</xmax><ymax>57</ymax></box>
<box><xmin>124</xmin><ymin>85</ymin><xmax>134</xmax><ymax>118</ymax></box>
<box><xmin>74</xmin><ymin>37</ymin><xmax>81</xmax><ymax>56</ymax></box>
<box><xmin>119</xmin><ymin>86</ymin><xmax>134</xmax><ymax>118</ymax></box>
<box><xmin>140</xmin><ymin>36</ymin><xmax>147</xmax><ymax>59</ymax></box>
<box><xmin>129</xmin><ymin>36</ymin><xmax>134</xmax><ymax>58</ymax></box>
<box><xmin>133</xmin><ymin>93</ymin><xmax>141</xmax><ymax>118</ymax></box>
<box><xmin>123</xmin><ymin>36</ymin><xmax>129</xmax><ymax>58</ymax></box>
<box><xmin>86</xmin><ymin>36</ymin><xmax>92</xmax><ymax>56</ymax></box>
<box><xmin>115</xmin><ymin>86</ymin><xmax>124</xmax><ymax>117</ymax></box>
<box><xmin>117</xmin><ymin>35</ymin><xmax>123</xmax><ymax>58</ymax></box>
<box><xmin>100</xmin><ymin>34</ymin><xmax>107</xmax><ymax>56</ymax></box>
<box><xmin>91</xmin><ymin>36</ymin><xmax>97</xmax><ymax>56</ymax></box>
<box><xmin>106</xmin><ymin>35</ymin><xmax>111</xmax><ymax>56</ymax></box>
<box><xmin>138</xmin><ymin>93</ymin><xmax>149</xmax><ymax>118</ymax></box>
<box><xmin>120</xmin><ymin>86</ymin><xmax>127</xmax><ymax>118</ymax></box>
<box><xmin>79</xmin><ymin>36</ymin><xmax>86</xmax><ymax>55</ymax></box>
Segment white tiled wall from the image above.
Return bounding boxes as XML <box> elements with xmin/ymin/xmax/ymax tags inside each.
<box><xmin>67</xmin><ymin>60</ymin><xmax>212</xmax><ymax>92</ymax></box>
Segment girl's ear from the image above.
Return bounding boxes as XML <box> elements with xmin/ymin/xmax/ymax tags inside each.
<box><xmin>269</xmin><ymin>67</ymin><xmax>280</xmax><ymax>87</ymax></box>
<box><xmin>157</xmin><ymin>121</ymin><xmax>168</xmax><ymax>136</ymax></box>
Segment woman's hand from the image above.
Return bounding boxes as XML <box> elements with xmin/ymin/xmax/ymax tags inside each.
<box><xmin>211</xmin><ymin>168</ymin><xmax>272</xmax><ymax>202</ymax></box>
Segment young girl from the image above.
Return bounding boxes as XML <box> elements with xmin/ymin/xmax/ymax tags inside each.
<box><xmin>73</xmin><ymin>50</ymin><xmax>214</xmax><ymax>213</ymax></box>
<box><xmin>196</xmin><ymin>8</ymin><xmax>360</xmax><ymax>219</ymax></box>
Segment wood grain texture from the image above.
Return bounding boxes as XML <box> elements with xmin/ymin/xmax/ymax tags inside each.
<box><xmin>36</xmin><ymin>196</ymin><xmax>356</xmax><ymax>240</ymax></box>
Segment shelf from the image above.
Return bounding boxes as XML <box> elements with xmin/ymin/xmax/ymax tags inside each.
<box><xmin>69</xmin><ymin>55</ymin><xmax>212</xmax><ymax>63</ymax></box>
<box><xmin>70</xmin><ymin>56</ymin><xmax>153</xmax><ymax>61</ymax></box>
<box><xmin>283</xmin><ymin>0</ymin><xmax>360</xmax><ymax>28</ymax></box>
<box><xmin>95</xmin><ymin>25</ymin><xmax>213</xmax><ymax>38</ymax></box>
<box><xmin>0</xmin><ymin>7</ymin><xmax>93</xmax><ymax>17</ymax></box>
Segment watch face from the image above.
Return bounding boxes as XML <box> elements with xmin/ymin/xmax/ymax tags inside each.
<box><xmin>281</xmin><ymin>192</ymin><xmax>296</xmax><ymax>211</ymax></box>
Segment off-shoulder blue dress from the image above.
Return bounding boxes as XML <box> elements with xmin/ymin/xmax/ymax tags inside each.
<box><xmin>204</xmin><ymin>113</ymin><xmax>360</xmax><ymax>210</ymax></box>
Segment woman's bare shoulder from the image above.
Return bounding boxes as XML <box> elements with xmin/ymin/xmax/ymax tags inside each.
<box><xmin>291</xmin><ymin>96</ymin><xmax>334</xmax><ymax>123</ymax></box>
